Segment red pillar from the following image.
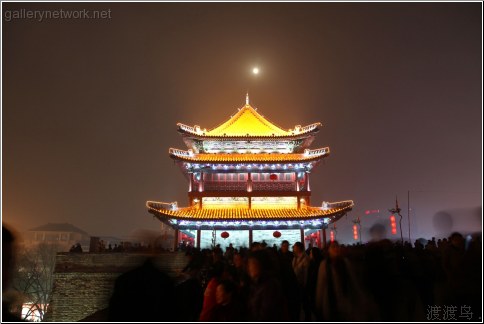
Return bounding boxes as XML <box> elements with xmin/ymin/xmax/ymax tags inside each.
<box><xmin>196</xmin><ymin>229</ymin><xmax>201</xmax><ymax>248</ymax></box>
<box><xmin>199</xmin><ymin>172</ymin><xmax>204</xmax><ymax>192</ymax></box>
<box><xmin>322</xmin><ymin>228</ymin><xmax>327</xmax><ymax>248</ymax></box>
<box><xmin>247</xmin><ymin>172</ymin><xmax>252</xmax><ymax>192</ymax></box>
<box><xmin>296</xmin><ymin>172</ymin><xmax>300</xmax><ymax>191</ymax></box>
<box><xmin>300</xmin><ymin>228</ymin><xmax>305</xmax><ymax>245</ymax></box>
<box><xmin>249</xmin><ymin>229</ymin><xmax>253</xmax><ymax>247</ymax></box>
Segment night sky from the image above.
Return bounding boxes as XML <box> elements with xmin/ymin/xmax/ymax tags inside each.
<box><xmin>3</xmin><ymin>3</ymin><xmax>482</xmax><ymax>242</ymax></box>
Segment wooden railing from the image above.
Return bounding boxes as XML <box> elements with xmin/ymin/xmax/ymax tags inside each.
<box><xmin>252</xmin><ymin>181</ymin><xmax>296</xmax><ymax>191</ymax></box>
<box><xmin>203</xmin><ymin>181</ymin><xmax>297</xmax><ymax>192</ymax></box>
<box><xmin>204</xmin><ymin>182</ymin><xmax>247</xmax><ymax>191</ymax></box>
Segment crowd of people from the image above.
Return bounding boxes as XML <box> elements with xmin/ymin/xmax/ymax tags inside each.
<box><xmin>3</xmin><ymin>223</ymin><xmax>481</xmax><ymax>322</ymax></box>
<box><xmin>170</xmin><ymin>233</ymin><xmax>481</xmax><ymax>322</ymax></box>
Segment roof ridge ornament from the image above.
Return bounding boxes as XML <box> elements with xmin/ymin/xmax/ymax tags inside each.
<box><xmin>246</xmin><ymin>92</ymin><xmax>249</xmax><ymax>105</ymax></box>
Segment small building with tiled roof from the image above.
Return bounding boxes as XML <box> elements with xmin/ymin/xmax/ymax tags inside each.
<box><xmin>147</xmin><ymin>95</ymin><xmax>353</xmax><ymax>249</ymax></box>
<box><xmin>24</xmin><ymin>222</ymin><xmax>91</xmax><ymax>252</ymax></box>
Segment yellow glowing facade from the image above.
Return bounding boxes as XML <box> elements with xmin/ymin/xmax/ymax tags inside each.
<box><xmin>197</xmin><ymin>197</ymin><xmax>298</xmax><ymax>210</ymax></box>
<box><xmin>205</xmin><ymin>104</ymin><xmax>290</xmax><ymax>136</ymax></box>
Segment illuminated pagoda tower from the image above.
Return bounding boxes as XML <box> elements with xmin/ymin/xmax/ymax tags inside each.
<box><xmin>147</xmin><ymin>94</ymin><xmax>353</xmax><ymax>249</ymax></box>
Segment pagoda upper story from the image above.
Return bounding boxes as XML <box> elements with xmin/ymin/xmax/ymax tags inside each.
<box><xmin>169</xmin><ymin>95</ymin><xmax>331</xmax><ymax>197</ymax></box>
<box><xmin>177</xmin><ymin>95</ymin><xmax>322</xmax><ymax>154</ymax></box>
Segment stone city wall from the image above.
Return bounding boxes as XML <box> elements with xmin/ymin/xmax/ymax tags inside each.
<box><xmin>44</xmin><ymin>252</ymin><xmax>188</xmax><ymax>322</ymax></box>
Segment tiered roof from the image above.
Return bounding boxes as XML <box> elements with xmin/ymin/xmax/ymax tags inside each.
<box><xmin>205</xmin><ymin>104</ymin><xmax>290</xmax><ymax>137</ymax></box>
<box><xmin>178</xmin><ymin>104</ymin><xmax>321</xmax><ymax>139</ymax></box>
<box><xmin>147</xmin><ymin>200</ymin><xmax>354</xmax><ymax>221</ymax></box>
<box><xmin>169</xmin><ymin>148</ymin><xmax>329</xmax><ymax>164</ymax></box>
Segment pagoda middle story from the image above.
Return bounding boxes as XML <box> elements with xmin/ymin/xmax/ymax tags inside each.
<box><xmin>147</xmin><ymin>95</ymin><xmax>354</xmax><ymax>249</ymax></box>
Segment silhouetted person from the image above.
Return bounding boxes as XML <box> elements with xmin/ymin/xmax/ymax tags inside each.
<box><xmin>307</xmin><ymin>247</ymin><xmax>323</xmax><ymax>320</ymax></box>
<box><xmin>205</xmin><ymin>280</ymin><xmax>244</xmax><ymax>321</ymax></box>
<box><xmin>233</xmin><ymin>252</ymin><xmax>250</xmax><ymax>288</ymax></box>
<box><xmin>250</xmin><ymin>241</ymin><xmax>262</xmax><ymax>251</ymax></box>
<box><xmin>224</xmin><ymin>244</ymin><xmax>235</xmax><ymax>264</ymax></box>
<box><xmin>2</xmin><ymin>225</ymin><xmax>24</xmax><ymax>322</ymax></box>
<box><xmin>175</xmin><ymin>272</ymin><xmax>203</xmax><ymax>321</ymax></box>
<box><xmin>199</xmin><ymin>262</ymin><xmax>224</xmax><ymax>321</ymax></box>
<box><xmin>69</xmin><ymin>243</ymin><xmax>82</xmax><ymax>253</ymax></box>
<box><xmin>247</xmin><ymin>250</ymin><xmax>288</xmax><ymax>321</ymax></box>
<box><xmin>277</xmin><ymin>240</ymin><xmax>299</xmax><ymax>321</ymax></box>
<box><xmin>108</xmin><ymin>258</ymin><xmax>176</xmax><ymax>322</ymax></box>
<box><xmin>292</xmin><ymin>242</ymin><xmax>310</xmax><ymax>287</ymax></box>
<box><xmin>182</xmin><ymin>249</ymin><xmax>203</xmax><ymax>274</ymax></box>
<box><xmin>278</xmin><ymin>240</ymin><xmax>293</xmax><ymax>268</ymax></box>
<box><xmin>261</xmin><ymin>240</ymin><xmax>268</xmax><ymax>249</ymax></box>
<box><xmin>292</xmin><ymin>242</ymin><xmax>310</xmax><ymax>320</ymax></box>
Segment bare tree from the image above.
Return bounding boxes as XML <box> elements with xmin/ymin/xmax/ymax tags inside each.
<box><xmin>11</xmin><ymin>243</ymin><xmax>58</xmax><ymax>321</ymax></box>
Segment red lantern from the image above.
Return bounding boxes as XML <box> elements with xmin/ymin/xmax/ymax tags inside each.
<box><xmin>269</xmin><ymin>174</ymin><xmax>278</xmax><ymax>181</ymax></box>
<box><xmin>273</xmin><ymin>231</ymin><xmax>281</xmax><ymax>238</ymax></box>
<box><xmin>221</xmin><ymin>231</ymin><xmax>229</xmax><ymax>239</ymax></box>
<box><xmin>353</xmin><ymin>225</ymin><xmax>359</xmax><ymax>240</ymax></box>
<box><xmin>390</xmin><ymin>215</ymin><xmax>397</xmax><ymax>235</ymax></box>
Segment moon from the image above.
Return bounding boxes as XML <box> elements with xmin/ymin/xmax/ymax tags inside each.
<box><xmin>252</xmin><ymin>67</ymin><xmax>259</xmax><ymax>75</ymax></box>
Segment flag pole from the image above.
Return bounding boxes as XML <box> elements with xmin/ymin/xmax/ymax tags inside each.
<box><xmin>408</xmin><ymin>190</ymin><xmax>411</xmax><ymax>244</ymax></box>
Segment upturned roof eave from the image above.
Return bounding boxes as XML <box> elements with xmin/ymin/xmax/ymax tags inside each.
<box><xmin>147</xmin><ymin>203</ymin><xmax>353</xmax><ymax>223</ymax></box>
<box><xmin>168</xmin><ymin>153</ymin><xmax>329</xmax><ymax>165</ymax></box>
<box><xmin>177</xmin><ymin>126</ymin><xmax>321</xmax><ymax>141</ymax></box>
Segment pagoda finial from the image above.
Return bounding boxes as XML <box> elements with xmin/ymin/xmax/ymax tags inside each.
<box><xmin>246</xmin><ymin>92</ymin><xmax>249</xmax><ymax>105</ymax></box>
